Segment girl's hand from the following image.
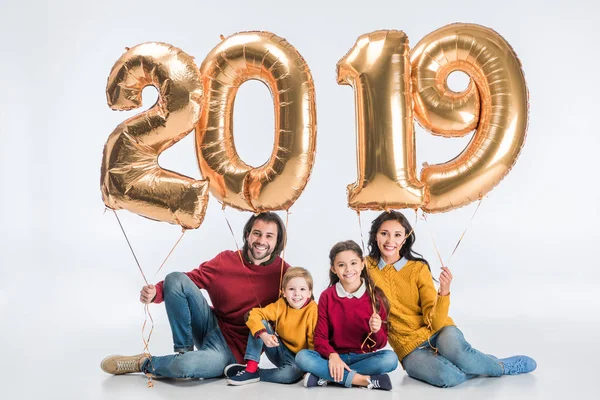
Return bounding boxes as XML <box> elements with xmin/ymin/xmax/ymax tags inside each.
<box><xmin>328</xmin><ymin>353</ymin><xmax>351</xmax><ymax>382</ymax></box>
<box><xmin>259</xmin><ymin>332</ymin><xmax>279</xmax><ymax>347</ymax></box>
<box><xmin>439</xmin><ymin>267</ymin><xmax>453</xmax><ymax>296</ymax></box>
<box><xmin>369</xmin><ymin>312</ymin><xmax>382</xmax><ymax>333</ymax></box>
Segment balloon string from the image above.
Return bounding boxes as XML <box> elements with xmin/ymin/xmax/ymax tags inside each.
<box><xmin>154</xmin><ymin>229</ymin><xmax>187</xmax><ymax>276</ymax></box>
<box><xmin>421</xmin><ymin>212</ymin><xmax>445</xmax><ymax>270</ymax></box>
<box><xmin>421</xmin><ymin>198</ymin><xmax>484</xmax><ymax>270</ymax></box>
<box><xmin>445</xmin><ymin>198</ymin><xmax>483</xmax><ymax>267</ymax></box>
<box><xmin>274</xmin><ymin>210</ymin><xmax>291</xmax><ymax>333</ymax></box>
<box><xmin>356</xmin><ymin>210</ymin><xmax>366</xmax><ymax>256</ymax></box>
<box><xmin>113</xmin><ymin>210</ymin><xmax>148</xmax><ymax>285</ymax></box>
<box><xmin>111</xmin><ymin>209</ymin><xmax>154</xmax><ymax>388</ymax></box>
<box><xmin>221</xmin><ymin>207</ymin><xmax>263</xmax><ymax>310</ymax></box>
<box><xmin>142</xmin><ymin>303</ymin><xmax>155</xmax><ymax>387</ymax></box>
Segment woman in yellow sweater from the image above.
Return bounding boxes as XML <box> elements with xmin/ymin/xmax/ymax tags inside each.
<box><xmin>225</xmin><ymin>267</ymin><xmax>318</xmax><ymax>385</ymax></box>
<box><xmin>366</xmin><ymin>211</ymin><xmax>536</xmax><ymax>388</ymax></box>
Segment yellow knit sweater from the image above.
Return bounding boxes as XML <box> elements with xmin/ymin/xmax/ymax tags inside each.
<box><xmin>246</xmin><ymin>298</ymin><xmax>318</xmax><ymax>354</ymax></box>
<box><xmin>366</xmin><ymin>257</ymin><xmax>455</xmax><ymax>361</ymax></box>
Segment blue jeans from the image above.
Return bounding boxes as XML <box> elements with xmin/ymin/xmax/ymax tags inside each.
<box><xmin>141</xmin><ymin>272</ymin><xmax>236</xmax><ymax>378</ymax></box>
<box><xmin>402</xmin><ymin>326</ymin><xmax>503</xmax><ymax>388</ymax></box>
<box><xmin>295</xmin><ymin>349</ymin><xmax>398</xmax><ymax>388</ymax></box>
<box><xmin>245</xmin><ymin>320</ymin><xmax>304</xmax><ymax>384</ymax></box>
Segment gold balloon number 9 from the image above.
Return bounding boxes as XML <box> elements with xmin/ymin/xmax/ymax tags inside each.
<box><xmin>101</xmin><ymin>25</ymin><xmax>527</xmax><ymax>230</ymax></box>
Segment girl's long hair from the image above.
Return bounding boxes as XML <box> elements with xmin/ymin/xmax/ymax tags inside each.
<box><xmin>328</xmin><ymin>240</ymin><xmax>390</xmax><ymax>316</ymax></box>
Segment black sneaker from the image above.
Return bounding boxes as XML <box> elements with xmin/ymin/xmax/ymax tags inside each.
<box><xmin>227</xmin><ymin>369</ymin><xmax>260</xmax><ymax>385</ymax></box>
<box><xmin>303</xmin><ymin>372</ymin><xmax>328</xmax><ymax>388</ymax></box>
<box><xmin>224</xmin><ymin>363</ymin><xmax>246</xmax><ymax>378</ymax></box>
<box><xmin>367</xmin><ymin>374</ymin><xmax>392</xmax><ymax>391</ymax></box>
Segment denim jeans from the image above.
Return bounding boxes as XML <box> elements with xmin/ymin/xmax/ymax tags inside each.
<box><xmin>141</xmin><ymin>272</ymin><xmax>236</xmax><ymax>378</ymax></box>
<box><xmin>295</xmin><ymin>349</ymin><xmax>398</xmax><ymax>388</ymax></box>
<box><xmin>245</xmin><ymin>320</ymin><xmax>304</xmax><ymax>384</ymax></box>
<box><xmin>402</xmin><ymin>325</ymin><xmax>503</xmax><ymax>388</ymax></box>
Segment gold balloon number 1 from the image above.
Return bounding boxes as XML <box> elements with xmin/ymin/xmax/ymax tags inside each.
<box><xmin>101</xmin><ymin>25</ymin><xmax>528</xmax><ymax>230</ymax></box>
<box><xmin>338</xmin><ymin>26</ymin><xmax>528</xmax><ymax>213</ymax></box>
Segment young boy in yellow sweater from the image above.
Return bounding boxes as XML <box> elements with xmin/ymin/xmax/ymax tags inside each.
<box><xmin>365</xmin><ymin>211</ymin><xmax>537</xmax><ymax>388</ymax></box>
<box><xmin>225</xmin><ymin>267</ymin><xmax>318</xmax><ymax>385</ymax></box>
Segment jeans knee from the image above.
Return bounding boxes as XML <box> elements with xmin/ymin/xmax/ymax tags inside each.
<box><xmin>380</xmin><ymin>351</ymin><xmax>399</xmax><ymax>372</ymax></box>
<box><xmin>164</xmin><ymin>271</ymin><xmax>188</xmax><ymax>291</ymax></box>
<box><xmin>437</xmin><ymin>326</ymin><xmax>463</xmax><ymax>344</ymax></box>
<box><xmin>295</xmin><ymin>349</ymin><xmax>313</xmax><ymax>369</ymax></box>
<box><xmin>261</xmin><ymin>320</ymin><xmax>273</xmax><ymax>332</ymax></box>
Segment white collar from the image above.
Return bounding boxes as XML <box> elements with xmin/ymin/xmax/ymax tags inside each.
<box><xmin>378</xmin><ymin>257</ymin><xmax>409</xmax><ymax>271</ymax></box>
<box><xmin>335</xmin><ymin>279</ymin><xmax>366</xmax><ymax>299</ymax></box>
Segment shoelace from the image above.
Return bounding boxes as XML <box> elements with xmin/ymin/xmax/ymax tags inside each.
<box><xmin>317</xmin><ymin>378</ymin><xmax>327</xmax><ymax>386</ymax></box>
<box><xmin>235</xmin><ymin>371</ymin><xmax>247</xmax><ymax>377</ymax></box>
<box><xmin>504</xmin><ymin>359</ymin><xmax>525</xmax><ymax>374</ymax></box>
<box><xmin>116</xmin><ymin>359</ymin><xmax>139</xmax><ymax>372</ymax></box>
<box><xmin>367</xmin><ymin>378</ymin><xmax>380</xmax><ymax>390</ymax></box>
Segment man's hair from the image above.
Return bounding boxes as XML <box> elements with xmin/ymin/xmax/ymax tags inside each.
<box><xmin>242</xmin><ymin>212</ymin><xmax>287</xmax><ymax>258</ymax></box>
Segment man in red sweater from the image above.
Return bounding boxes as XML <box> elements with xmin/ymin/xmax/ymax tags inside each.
<box><xmin>101</xmin><ymin>212</ymin><xmax>291</xmax><ymax>379</ymax></box>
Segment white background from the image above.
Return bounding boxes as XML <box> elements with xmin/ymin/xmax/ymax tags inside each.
<box><xmin>2</xmin><ymin>0</ymin><xmax>599</xmax><ymax>399</ymax></box>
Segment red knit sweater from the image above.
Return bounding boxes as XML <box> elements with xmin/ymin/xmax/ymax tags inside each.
<box><xmin>314</xmin><ymin>285</ymin><xmax>388</xmax><ymax>358</ymax></box>
<box><xmin>153</xmin><ymin>250</ymin><xmax>290</xmax><ymax>363</ymax></box>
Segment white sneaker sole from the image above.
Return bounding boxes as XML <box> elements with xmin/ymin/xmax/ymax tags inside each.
<box><xmin>227</xmin><ymin>377</ymin><xmax>260</xmax><ymax>385</ymax></box>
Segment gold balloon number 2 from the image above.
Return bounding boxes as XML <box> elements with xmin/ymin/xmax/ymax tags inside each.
<box><xmin>101</xmin><ymin>25</ymin><xmax>528</xmax><ymax>230</ymax></box>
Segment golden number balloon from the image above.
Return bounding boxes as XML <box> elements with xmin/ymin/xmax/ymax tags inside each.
<box><xmin>337</xmin><ymin>31</ymin><xmax>425</xmax><ymax>211</ymax></box>
<box><xmin>195</xmin><ymin>31</ymin><xmax>317</xmax><ymax>212</ymax></box>
<box><xmin>413</xmin><ymin>24</ymin><xmax>528</xmax><ymax>212</ymax></box>
<box><xmin>339</xmin><ymin>24</ymin><xmax>528</xmax><ymax>213</ymax></box>
<box><xmin>101</xmin><ymin>42</ymin><xmax>209</xmax><ymax>229</ymax></box>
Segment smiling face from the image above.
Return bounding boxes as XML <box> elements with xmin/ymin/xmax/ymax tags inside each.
<box><xmin>331</xmin><ymin>249</ymin><xmax>364</xmax><ymax>292</ymax></box>
<box><xmin>376</xmin><ymin>219</ymin><xmax>407</xmax><ymax>263</ymax></box>
<box><xmin>245</xmin><ymin>220</ymin><xmax>278</xmax><ymax>264</ymax></box>
<box><xmin>283</xmin><ymin>277</ymin><xmax>312</xmax><ymax>309</ymax></box>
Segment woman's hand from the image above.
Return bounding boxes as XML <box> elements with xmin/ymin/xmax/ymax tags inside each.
<box><xmin>439</xmin><ymin>267</ymin><xmax>453</xmax><ymax>296</ymax></box>
<box><xmin>328</xmin><ymin>353</ymin><xmax>351</xmax><ymax>382</ymax></box>
<box><xmin>369</xmin><ymin>312</ymin><xmax>382</xmax><ymax>333</ymax></box>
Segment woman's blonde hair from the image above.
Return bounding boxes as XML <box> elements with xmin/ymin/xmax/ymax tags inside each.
<box><xmin>282</xmin><ymin>267</ymin><xmax>314</xmax><ymax>300</ymax></box>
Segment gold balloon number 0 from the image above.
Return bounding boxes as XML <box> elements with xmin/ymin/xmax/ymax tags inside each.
<box><xmin>101</xmin><ymin>25</ymin><xmax>528</xmax><ymax>230</ymax></box>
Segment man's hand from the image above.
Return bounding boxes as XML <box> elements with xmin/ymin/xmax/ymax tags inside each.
<box><xmin>140</xmin><ymin>284</ymin><xmax>156</xmax><ymax>304</ymax></box>
<box><xmin>259</xmin><ymin>332</ymin><xmax>280</xmax><ymax>348</ymax></box>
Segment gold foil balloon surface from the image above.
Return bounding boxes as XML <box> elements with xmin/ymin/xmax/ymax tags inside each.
<box><xmin>413</xmin><ymin>23</ymin><xmax>528</xmax><ymax>212</ymax></box>
<box><xmin>101</xmin><ymin>42</ymin><xmax>209</xmax><ymax>229</ymax></box>
<box><xmin>339</xmin><ymin>24</ymin><xmax>528</xmax><ymax>213</ymax></box>
<box><xmin>195</xmin><ymin>31</ymin><xmax>317</xmax><ymax>212</ymax></box>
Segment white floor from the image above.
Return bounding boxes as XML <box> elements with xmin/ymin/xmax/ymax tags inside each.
<box><xmin>11</xmin><ymin>313</ymin><xmax>597</xmax><ymax>400</ymax></box>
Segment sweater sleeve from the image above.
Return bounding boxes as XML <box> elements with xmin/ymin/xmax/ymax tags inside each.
<box><xmin>306</xmin><ymin>302</ymin><xmax>318</xmax><ymax>350</ymax></box>
<box><xmin>152</xmin><ymin>252</ymin><xmax>216</xmax><ymax>304</ymax></box>
<box><xmin>246</xmin><ymin>298</ymin><xmax>284</xmax><ymax>336</ymax></box>
<box><xmin>417</xmin><ymin>263</ymin><xmax>450</xmax><ymax>331</ymax></box>
<box><xmin>314</xmin><ymin>291</ymin><xmax>336</xmax><ymax>358</ymax></box>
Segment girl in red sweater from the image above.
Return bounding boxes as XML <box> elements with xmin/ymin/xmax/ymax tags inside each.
<box><xmin>295</xmin><ymin>240</ymin><xmax>398</xmax><ymax>390</ymax></box>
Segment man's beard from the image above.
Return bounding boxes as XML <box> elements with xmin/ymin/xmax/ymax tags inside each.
<box><xmin>249</xmin><ymin>244</ymin><xmax>273</xmax><ymax>262</ymax></box>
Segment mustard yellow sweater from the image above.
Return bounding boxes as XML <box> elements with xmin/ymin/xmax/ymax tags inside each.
<box><xmin>246</xmin><ymin>298</ymin><xmax>318</xmax><ymax>354</ymax></box>
<box><xmin>366</xmin><ymin>257</ymin><xmax>455</xmax><ymax>361</ymax></box>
